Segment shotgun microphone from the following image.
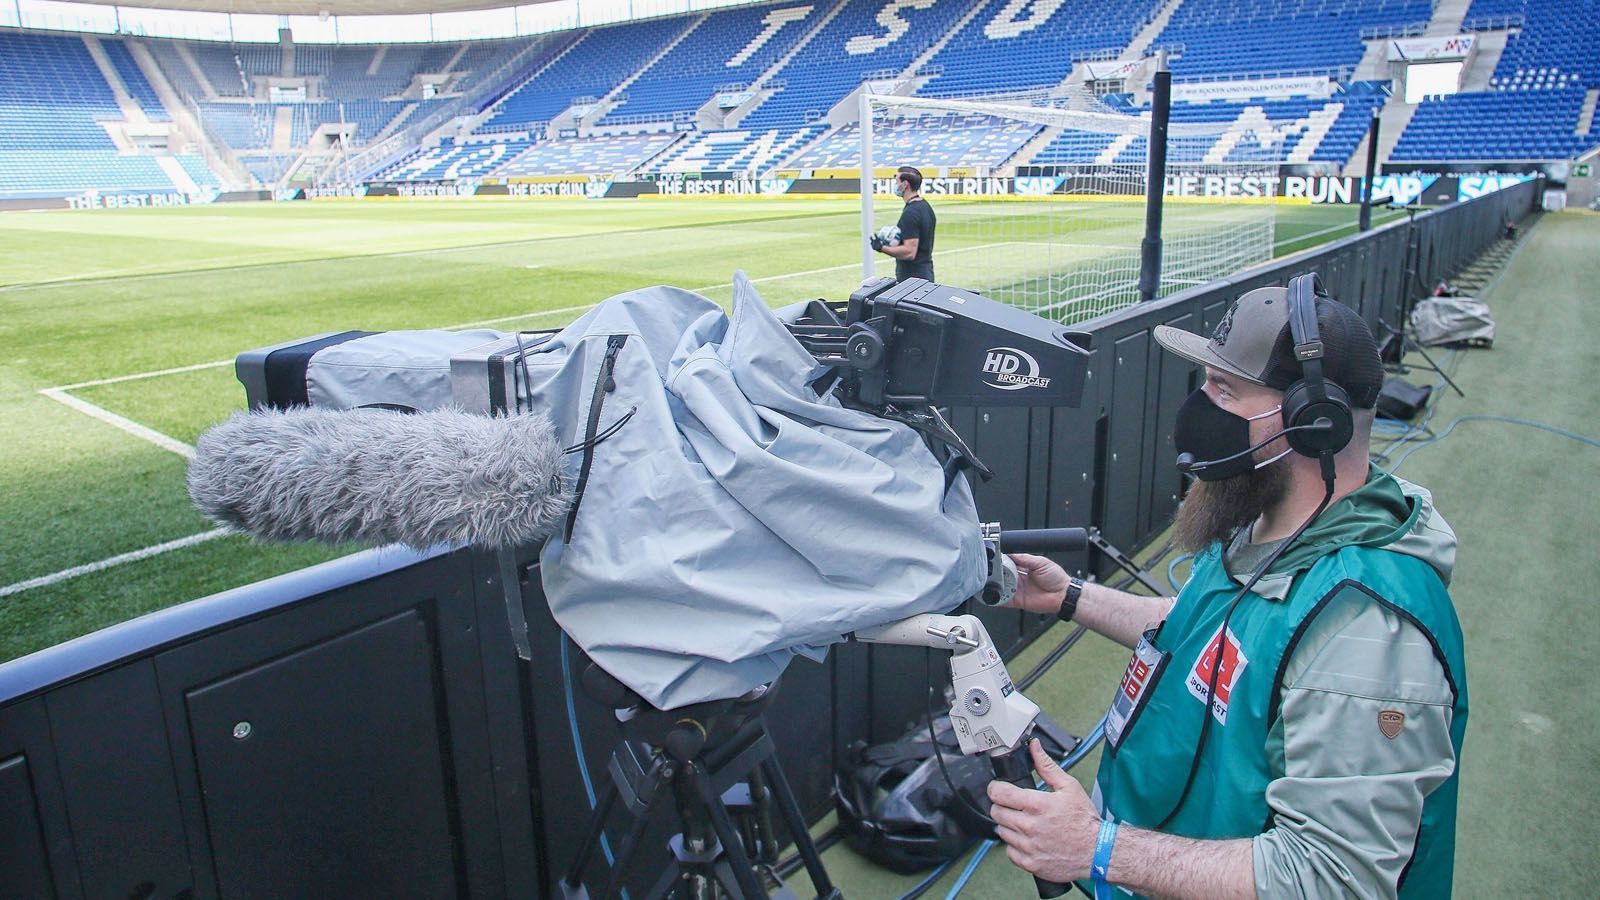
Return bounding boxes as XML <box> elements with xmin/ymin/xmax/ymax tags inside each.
<box><xmin>188</xmin><ymin>406</ymin><xmax>571</xmax><ymax>549</ymax></box>
<box><xmin>1176</xmin><ymin>418</ymin><xmax>1335</xmax><ymax>475</ymax></box>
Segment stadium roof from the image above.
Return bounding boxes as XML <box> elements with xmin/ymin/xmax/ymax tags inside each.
<box><xmin>71</xmin><ymin>0</ymin><xmax>521</xmax><ymax>14</ymax></box>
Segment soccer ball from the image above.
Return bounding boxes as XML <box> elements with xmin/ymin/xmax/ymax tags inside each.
<box><xmin>874</xmin><ymin>224</ymin><xmax>902</xmax><ymax>246</ymax></box>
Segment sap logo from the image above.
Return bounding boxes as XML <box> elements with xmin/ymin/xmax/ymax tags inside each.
<box><xmin>584</xmin><ymin>180</ymin><xmax>612</xmax><ymax>199</ymax></box>
<box><xmin>1370</xmin><ymin>175</ymin><xmax>1437</xmax><ymax>206</ymax></box>
<box><xmin>981</xmin><ymin>347</ymin><xmax>1051</xmax><ymax>391</ymax></box>
<box><xmin>1458</xmin><ymin>174</ymin><xmax>1534</xmax><ymax>201</ymax></box>
<box><xmin>1014</xmin><ymin>175</ymin><xmax>1064</xmax><ymax>196</ymax></box>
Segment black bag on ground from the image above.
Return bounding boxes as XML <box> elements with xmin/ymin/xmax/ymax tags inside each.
<box><xmin>834</xmin><ymin>715</ymin><xmax>995</xmax><ymax>873</ymax></box>
<box><xmin>1377</xmin><ymin>376</ymin><xmax>1433</xmax><ymax>421</ymax></box>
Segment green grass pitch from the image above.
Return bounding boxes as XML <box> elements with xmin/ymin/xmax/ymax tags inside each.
<box><xmin>0</xmin><ymin>196</ymin><xmax>1399</xmax><ymax>661</ymax></box>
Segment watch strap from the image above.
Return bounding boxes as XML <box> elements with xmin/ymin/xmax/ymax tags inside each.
<box><xmin>1057</xmin><ymin>576</ymin><xmax>1084</xmax><ymax>623</ymax></box>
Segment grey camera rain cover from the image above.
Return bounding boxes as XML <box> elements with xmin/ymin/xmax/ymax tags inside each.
<box><xmin>523</xmin><ymin>272</ymin><xmax>986</xmax><ymax>710</ymax></box>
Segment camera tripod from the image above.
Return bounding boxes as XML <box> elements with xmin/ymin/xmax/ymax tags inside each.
<box><xmin>559</xmin><ymin>669</ymin><xmax>841</xmax><ymax>900</ymax></box>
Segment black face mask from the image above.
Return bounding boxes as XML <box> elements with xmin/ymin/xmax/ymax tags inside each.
<box><xmin>1172</xmin><ymin>388</ymin><xmax>1285</xmax><ymax>482</ymax></box>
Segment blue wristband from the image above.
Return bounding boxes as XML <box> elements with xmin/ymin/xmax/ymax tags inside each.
<box><xmin>1091</xmin><ymin>816</ymin><xmax>1119</xmax><ymax>900</ymax></box>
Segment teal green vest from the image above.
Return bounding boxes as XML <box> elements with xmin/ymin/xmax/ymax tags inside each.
<box><xmin>1095</xmin><ymin>542</ymin><xmax>1468</xmax><ymax>898</ymax></box>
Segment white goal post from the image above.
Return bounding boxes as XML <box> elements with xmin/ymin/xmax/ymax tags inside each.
<box><xmin>858</xmin><ymin>92</ymin><xmax>1286</xmax><ymax>323</ymax></box>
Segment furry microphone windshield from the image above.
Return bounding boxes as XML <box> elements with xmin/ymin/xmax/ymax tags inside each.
<box><xmin>188</xmin><ymin>406</ymin><xmax>571</xmax><ymax>550</ymax></box>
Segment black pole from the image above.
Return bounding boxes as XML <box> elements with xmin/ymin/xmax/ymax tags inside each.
<box><xmin>1138</xmin><ymin>54</ymin><xmax>1171</xmax><ymax>302</ymax></box>
<box><xmin>1358</xmin><ymin>109</ymin><xmax>1381</xmax><ymax>231</ymax></box>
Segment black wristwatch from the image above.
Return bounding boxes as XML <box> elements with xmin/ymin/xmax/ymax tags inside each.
<box><xmin>1057</xmin><ymin>576</ymin><xmax>1085</xmax><ymax>623</ymax></box>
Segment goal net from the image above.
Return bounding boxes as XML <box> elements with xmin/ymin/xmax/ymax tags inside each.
<box><xmin>859</xmin><ymin>92</ymin><xmax>1287</xmax><ymax>324</ymax></box>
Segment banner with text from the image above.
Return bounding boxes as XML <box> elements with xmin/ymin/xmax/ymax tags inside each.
<box><xmin>1083</xmin><ymin>60</ymin><xmax>1143</xmax><ymax>82</ymax></box>
<box><xmin>1171</xmin><ymin>76</ymin><xmax>1333</xmax><ymax>102</ymax></box>
<box><xmin>1388</xmin><ymin>35</ymin><xmax>1476</xmax><ymax>61</ymax></box>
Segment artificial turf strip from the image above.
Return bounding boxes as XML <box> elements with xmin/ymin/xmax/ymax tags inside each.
<box><xmin>1397</xmin><ymin>211</ymin><xmax>1600</xmax><ymax>899</ymax></box>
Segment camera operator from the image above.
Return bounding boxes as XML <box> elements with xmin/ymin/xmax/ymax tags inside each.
<box><xmin>989</xmin><ymin>287</ymin><xmax>1468</xmax><ymax>899</ymax></box>
<box><xmin>872</xmin><ymin>165</ymin><xmax>936</xmax><ymax>283</ymax></box>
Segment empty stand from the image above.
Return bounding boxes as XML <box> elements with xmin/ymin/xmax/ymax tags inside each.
<box><xmin>739</xmin><ymin>0</ymin><xmax>975</xmax><ymax>131</ymax></box>
<box><xmin>102</xmin><ymin>39</ymin><xmax>169</xmax><ymax>120</ymax></box>
<box><xmin>648</xmin><ymin>124</ymin><xmax>825</xmax><ymax>173</ymax></box>
<box><xmin>1393</xmin><ymin>0</ymin><xmax>1600</xmax><ymax>161</ymax></box>
<box><xmin>498</xmin><ymin>132</ymin><xmax>680</xmax><ymax>175</ymax></box>
<box><xmin>919</xmin><ymin>0</ymin><xmax>1156</xmax><ymax>98</ymax></box>
<box><xmin>601</xmin><ymin>2</ymin><xmax>824</xmax><ymax>124</ymax></box>
<box><xmin>1153</xmin><ymin>0</ymin><xmax>1433</xmax><ymax>80</ymax></box>
<box><xmin>0</xmin><ymin>30</ymin><xmax>220</xmax><ymax>196</ymax></box>
<box><xmin>376</xmin><ymin>136</ymin><xmax>538</xmax><ymax>181</ymax></box>
<box><xmin>482</xmin><ymin>17</ymin><xmax>694</xmax><ymax>132</ymax></box>
<box><xmin>1393</xmin><ymin>86</ymin><xmax>1592</xmax><ymax>160</ymax></box>
<box><xmin>791</xmin><ymin>114</ymin><xmax>1040</xmax><ymax>167</ymax></box>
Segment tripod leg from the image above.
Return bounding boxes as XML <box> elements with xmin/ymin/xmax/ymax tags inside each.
<box><xmin>688</xmin><ymin>763</ymin><xmax>768</xmax><ymax>899</ymax></box>
<box><xmin>757</xmin><ymin>756</ymin><xmax>838</xmax><ymax>897</ymax></box>
<box><xmin>1408</xmin><ymin>339</ymin><xmax>1466</xmax><ymax>397</ymax></box>
<box><xmin>565</xmin><ymin>771</ymin><xmax>624</xmax><ymax>887</ymax></box>
<box><xmin>598</xmin><ymin>760</ymin><xmax>674</xmax><ymax>900</ymax></box>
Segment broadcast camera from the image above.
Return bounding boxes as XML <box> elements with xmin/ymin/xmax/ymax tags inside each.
<box><xmin>200</xmin><ymin>274</ymin><xmax>1095</xmax><ymax>899</ymax></box>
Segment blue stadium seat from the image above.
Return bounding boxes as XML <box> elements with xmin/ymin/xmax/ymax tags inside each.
<box><xmin>919</xmin><ymin>0</ymin><xmax>1154</xmax><ymax>98</ymax></box>
<box><xmin>739</xmin><ymin>0</ymin><xmax>977</xmax><ymax>132</ymax></box>
<box><xmin>601</xmin><ymin>3</ymin><xmax>825</xmax><ymax>124</ymax></box>
<box><xmin>790</xmin><ymin>114</ymin><xmax>1041</xmax><ymax>168</ymax></box>
<box><xmin>497</xmin><ymin>132</ymin><xmax>680</xmax><ymax>175</ymax></box>
<box><xmin>483</xmin><ymin>18</ymin><xmax>695</xmax><ymax>131</ymax></box>
<box><xmin>0</xmin><ymin>31</ymin><xmax>222</xmax><ymax>196</ymax></box>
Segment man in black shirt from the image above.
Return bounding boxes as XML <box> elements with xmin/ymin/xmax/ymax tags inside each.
<box><xmin>872</xmin><ymin>165</ymin><xmax>936</xmax><ymax>282</ymax></box>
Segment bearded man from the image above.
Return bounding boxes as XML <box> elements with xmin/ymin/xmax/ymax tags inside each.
<box><xmin>989</xmin><ymin>283</ymin><xmax>1469</xmax><ymax>899</ymax></box>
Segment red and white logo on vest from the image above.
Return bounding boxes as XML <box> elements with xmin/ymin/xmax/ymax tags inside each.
<box><xmin>1187</xmin><ymin>624</ymin><xmax>1249</xmax><ymax>724</ymax></box>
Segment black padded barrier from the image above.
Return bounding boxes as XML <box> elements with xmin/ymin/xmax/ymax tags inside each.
<box><xmin>0</xmin><ymin>180</ymin><xmax>1538</xmax><ymax>898</ymax></box>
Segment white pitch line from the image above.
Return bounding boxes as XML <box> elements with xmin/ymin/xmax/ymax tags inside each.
<box><xmin>39</xmin><ymin>388</ymin><xmax>195</xmax><ymax>458</ymax></box>
<box><xmin>52</xmin><ymin>358</ymin><xmax>235</xmax><ymax>392</ymax></box>
<box><xmin>454</xmin><ymin>302</ymin><xmax>602</xmax><ymax>329</ymax></box>
<box><xmin>0</xmin><ymin>528</ymin><xmax>233</xmax><ymax>599</ymax></box>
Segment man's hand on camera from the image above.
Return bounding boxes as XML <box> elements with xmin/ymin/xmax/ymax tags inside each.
<box><xmin>989</xmin><ymin>739</ymin><xmax>1101</xmax><ymax>882</ymax></box>
<box><xmin>1006</xmin><ymin>553</ymin><xmax>1068</xmax><ymax>616</ymax></box>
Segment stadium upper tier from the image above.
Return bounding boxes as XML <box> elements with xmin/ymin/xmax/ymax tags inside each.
<box><xmin>598</xmin><ymin>3</ymin><xmax>824</xmax><ymax>125</ymax></box>
<box><xmin>479</xmin><ymin>17</ymin><xmax>693</xmax><ymax>131</ymax></box>
<box><xmin>917</xmin><ymin>0</ymin><xmax>1157</xmax><ymax>98</ymax></box>
<box><xmin>4</xmin><ymin>0</ymin><xmax>1599</xmax><ymax>197</ymax></box>
<box><xmin>0</xmin><ymin>30</ymin><xmax>221</xmax><ymax>197</ymax></box>
<box><xmin>1153</xmin><ymin>0</ymin><xmax>1435</xmax><ymax>80</ymax></box>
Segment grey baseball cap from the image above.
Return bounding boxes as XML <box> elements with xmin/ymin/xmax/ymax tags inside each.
<box><xmin>1153</xmin><ymin>285</ymin><xmax>1384</xmax><ymax>408</ymax></box>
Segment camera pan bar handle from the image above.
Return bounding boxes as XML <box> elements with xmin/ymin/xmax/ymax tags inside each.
<box><xmin>1000</xmin><ymin>528</ymin><xmax>1089</xmax><ymax>554</ymax></box>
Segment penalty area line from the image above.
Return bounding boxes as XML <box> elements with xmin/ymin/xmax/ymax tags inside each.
<box><xmin>39</xmin><ymin>388</ymin><xmax>195</xmax><ymax>458</ymax></box>
<box><xmin>0</xmin><ymin>527</ymin><xmax>233</xmax><ymax>599</ymax></box>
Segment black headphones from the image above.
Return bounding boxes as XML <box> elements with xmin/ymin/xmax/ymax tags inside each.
<box><xmin>1280</xmin><ymin>272</ymin><xmax>1354</xmax><ymax>465</ymax></box>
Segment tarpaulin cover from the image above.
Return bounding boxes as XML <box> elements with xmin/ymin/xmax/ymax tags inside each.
<box><xmin>521</xmin><ymin>273</ymin><xmax>986</xmax><ymax>709</ymax></box>
<box><xmin>1410</xmin><ymin>295</ymin><xmax>1496</xmax><ymax>347</ymax></box>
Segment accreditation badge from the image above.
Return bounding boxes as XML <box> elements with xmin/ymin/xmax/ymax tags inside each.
<box><xmin>1104</xmin><ymin>627</ymin><xmax>1170</xmax><ymax>752</ymax></box>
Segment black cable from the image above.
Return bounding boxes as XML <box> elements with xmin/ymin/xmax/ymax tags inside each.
<box><xmin>772</xmin><ymin>831</ymin><xmax>843</xmax><ymax>880</ymax></box>
<box><xmin>1017</xmin><ymin>625</ymin><xmax>1087</xmax><ymax>692</ymax></box>
<box><xmin>1152</xmin><ymin>485</ymin><xmax>1334</xmax><ymax>831</ymax></box>
<box><xmin>927</xmin><ymin>687</ymin><xmax>998</xmax><ymax>830</ymax></box>
<box><xmin>898</xmin><ymin>858</ymin><xmax>954</xmax><ymax>900</ymax></box>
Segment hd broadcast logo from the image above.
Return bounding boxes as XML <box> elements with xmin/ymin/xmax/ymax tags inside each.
<box><xmin>981</xmin><ymin>347</ymin><xmax>1053</xmax><ymax>391</ymax></box>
